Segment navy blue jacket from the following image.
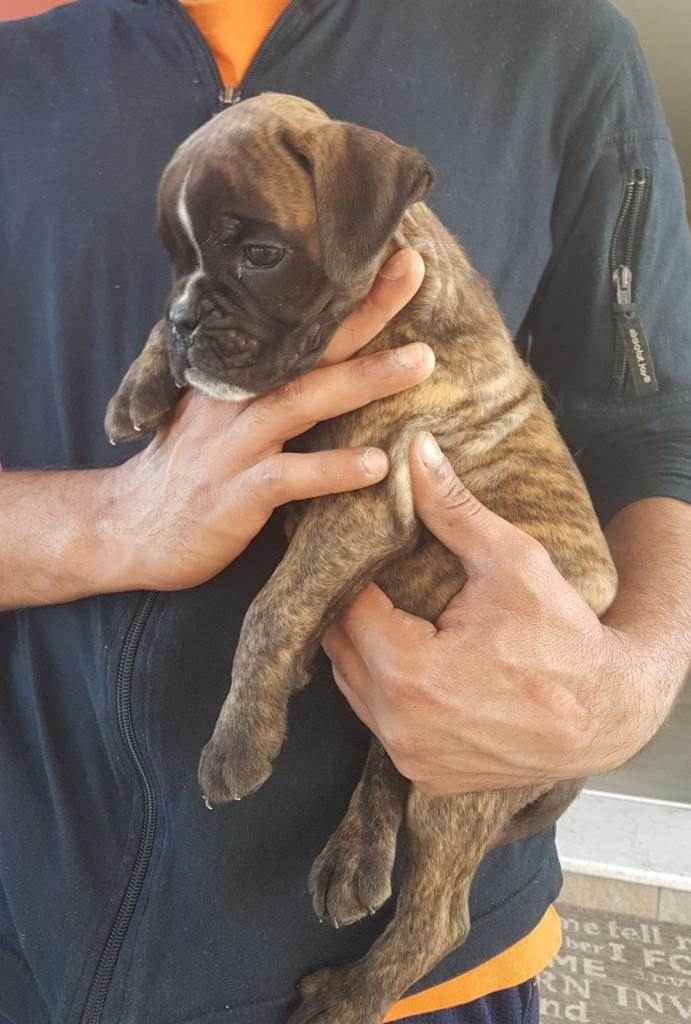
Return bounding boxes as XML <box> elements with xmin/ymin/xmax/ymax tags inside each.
<box><xmin>1</xmin><ymin>2</ymin><xmax>690</xmax><ymax>1022</ymax></box>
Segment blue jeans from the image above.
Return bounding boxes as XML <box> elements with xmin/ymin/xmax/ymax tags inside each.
<box><xmin>0</xmin><ymin>982</ymin><xmax>538</xmax><ymax>1024</ymax></box>
<box><xmin>398</xmin><ymin>980</ymin><xmax>539</xmax><ymax>1024</ymax></box>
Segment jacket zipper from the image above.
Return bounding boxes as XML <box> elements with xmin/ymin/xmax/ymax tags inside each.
<box><xmin>609</xmin><ymin>168</ymin><xmax>658</xmax><ymax>396</ymax></box>
<box><xmin>175</xmin><ymin>0</ymin><xmax>303</xmax><ymax>112</ymax></box>
<box><xmin>81</xmin><ymin>593</ymin><xmax>158</xmax><ymax>1024</ymax></box>
<box><xmin>81</xmin><ymin>5</ymin><xmax>304</xmax><ymax>1019</ymax></box>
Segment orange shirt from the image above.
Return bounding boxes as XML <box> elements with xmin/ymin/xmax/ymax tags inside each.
<box><xmin>178</xmin><ymin>0</ymin><xmax>562</xmax><ymax>1016</ymax></box>
<box><xmin>180</xmin><ymin>0</ymin><xmax>291</xmax><ymax>86</ymax></box>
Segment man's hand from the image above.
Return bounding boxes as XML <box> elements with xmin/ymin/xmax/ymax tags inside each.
<box><xmin>323</xmin><ymin>432</ymin><xmax>665</xmax><ymax>798</ymax></box>
<box><xmin>109</xmin><ymin>249</ymin><xmax>431</xmax><ymax>592</ymax></box>
<box><xmin>0</xmin><ymin>249</ymin><xmax>431</xmax><ymax>609</ymax></box>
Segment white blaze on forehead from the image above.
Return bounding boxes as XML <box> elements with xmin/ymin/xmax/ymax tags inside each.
<box><xmin>176</xmin><ymin>165</ymin><xmax>206</xmax><ymax>302</ymax></box>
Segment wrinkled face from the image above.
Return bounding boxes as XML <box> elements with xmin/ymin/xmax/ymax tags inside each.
<box><xmin>155</xmin><ymin>93</ymin><xmax>433</xmax><ymax>399</ymax></box>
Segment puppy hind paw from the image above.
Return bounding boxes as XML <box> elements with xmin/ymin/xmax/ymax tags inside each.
<box><xmin>288</xmin><ymin>969</ymin><xmax>352</xmax><ymax>1024</ymax></box>
<box><xmin>309</xmin><ymin>824</ymin><xmax>394</xmax><ymax>928</ymax></box>
<box><xmin>289</xmin><ymin>967</ymin><xmax>381</xmax><ymax>1024</ymax></box>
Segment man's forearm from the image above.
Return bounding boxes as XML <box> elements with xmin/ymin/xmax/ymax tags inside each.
<box><xmin>0</xmin><ymin>469</ymin><xmax>123</xmax><ymax>610</ymax></box>
<box><xmin>603</xmin><ymin>496</ymin><xmax>691</xmax><ymax>744</ymax></box>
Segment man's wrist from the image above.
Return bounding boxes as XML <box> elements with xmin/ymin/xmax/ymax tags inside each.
<box><xmin>87</xmin><ymin>460</ymin><xmax>150</xmax><ymax>595</ymax></box>
<box><xmin>587</xmin><ymin>623</ymin><xmax>656</xmax><ymax>773</ymax></box>
<box><xmin>56</xmin><ymin>464</ymin><xmax>145</xmax><ymax>599</ymax></box>
<box><xmin>589</xmin><ymin>497</ymin><xmax>691</xmax><ymax>773</ymax></box>
<box><xmin>0</xmin><ymin>466</ymin><xmax>144</xmax><ymax>610</ymax></box>
<box><xmin>590</xmin><ymin>613</ymin><xmax>686</xmax><ymax>778</ymax></box>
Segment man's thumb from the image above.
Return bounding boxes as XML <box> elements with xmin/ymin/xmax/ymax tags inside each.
<box><xmin>409</xmin><ymin>432</ymin><xmax>517</xmax><ymax>576</ymax></box>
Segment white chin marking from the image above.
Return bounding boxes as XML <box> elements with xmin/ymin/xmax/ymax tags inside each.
<box><xmin>184</xmin><ymin>368</ymin><xmax>257</xmax><ymax>402</ymax></box>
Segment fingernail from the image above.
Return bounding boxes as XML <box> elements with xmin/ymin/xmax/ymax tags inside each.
<box><xmin>379</xmin><ymin>249</ymin><xmax>409</xmax><ymax>280</ymax></box>
<box><xmin>394</xmin><ymin>342</ymin><xmax>434</xmax><ymax>370</ymax></box>
<box><xmin>419</xmin><ymin>432</ymin><xmax>444</xmax><ymax>470</ymax></box>
<box><xmin>361</xmin><ymin>447</ymin><xmax>389</xmax><ymax>476</ymax></box>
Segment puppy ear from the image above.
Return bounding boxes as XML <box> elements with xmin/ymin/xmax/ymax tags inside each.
<box><xmin>285</xmin><ymin>122</ymin><xmax>434</xmax><ymax>282</ymax></box>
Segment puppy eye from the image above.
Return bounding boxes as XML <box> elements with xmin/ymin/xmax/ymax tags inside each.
<box><xmin>243</xmin><ymin>244</ymin><xmax>285</xmax><ymax>269</ymax></box>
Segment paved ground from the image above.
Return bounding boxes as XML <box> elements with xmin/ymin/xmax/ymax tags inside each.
<box><xmin>539</xmin><ymin>902</ymin><xmax>691</xmax><ymax>1022</ymax></box>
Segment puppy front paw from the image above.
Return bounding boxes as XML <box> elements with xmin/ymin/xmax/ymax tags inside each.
<box><xmin>105</xmin><ymin>321</ymin><xmax>178</xmax><ymax>444</ymax></box>
<box><xmin>197</xmin><ymin>715</ymin><xmax>278</xmax><ymax>806</ymax></box>
<box><xmin>105</xmin><ymin>366</ymin><xmax>177</xmax><ymax>443</ymax></box>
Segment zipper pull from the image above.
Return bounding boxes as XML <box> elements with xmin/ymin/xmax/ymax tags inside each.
<box><xmin>219</xmin><ymin>85</ymin><xmax>243</xmax><ymax>107</ymax></box>
<box><xmin>611</xmin><ymin>265</ymin><xmax>659</xmax><ymax>395</ymax></box>
<box><xmin>613</xmin><ymin>265</ymin><xmax>632</xmax><ymax>306</ymax></box>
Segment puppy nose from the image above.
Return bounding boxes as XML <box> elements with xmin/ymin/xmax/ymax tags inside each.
<box><xmin>168</xmin><ymin>298</ymin><xmax>201</xmax><ymax>338</ymax></box>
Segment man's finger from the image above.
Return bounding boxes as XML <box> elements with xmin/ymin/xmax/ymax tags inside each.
<box><xmin>331</xmin><ymin>665</ymin><xmax>376</xmax><ymax>732</ymax></box>
<box><xmin>211</xmin><ymin>449</ymin><xmax>391</xmax><ymax>554</ymax></box>
<box><xmin>318</xmin><ymin>249</ymin><xmax>425</xmax><ymax>366</ymax></box>
<box><xmin>233</xmin><ymin>447</ymin><xmax>390</xmax><ymax>515</ymax></box>
<box><xmin>336</xmin><ymin>583</ymin><xmax>436</xmax><ymax>673</ymax></box>
<box><xmin>409</xmin><ymin>432</ymin><xmax>528</xmax><ymax>576</ymax></box>
<box><xmin>238</xmin><ymin>342</ymin><xmax>434</xmax><ymax>452</ymax></box>
<box><xmin>321</xmin><ymin>623</ymin><xmax>377</xmax><ymax>731</ymax></box>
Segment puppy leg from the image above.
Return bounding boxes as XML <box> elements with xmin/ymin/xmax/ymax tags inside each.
<box><xmin>197</xmin><ymin>473</ymin><xmax>421</xmax><ymax>806</ymax></box>
<box><xmin>291</xmin><ymin>784</ymin><xmax>548</xmax><ymax>1024</ymax></box>
<box><xmin>105</xmin><ymin>320</ymin><xmax>178</xmax><ymax>443</ymax></box>
<box><xmin>306</xmin><ymin>524</ymin><xmax>473</xmax><ymax>931</ymax></box>
<box><xmin>493</xmin><ymin>778</ymin><xmax>585</xmax><ymax>847</ymax></box>
<box><xmin>309</xmin><ymin>739</ymin><xmax>408</xmax><ymax>927</ymax></box>
<box><xmin>307</xmin><ymin>532</ymin><xmax>471</xmax><ymax>929</ymax></box>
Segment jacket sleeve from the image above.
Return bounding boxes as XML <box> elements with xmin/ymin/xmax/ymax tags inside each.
<box><xmin>523</xmin><ymin>17</ymin><xmax>691</xmax><ymax>526</ymax></box>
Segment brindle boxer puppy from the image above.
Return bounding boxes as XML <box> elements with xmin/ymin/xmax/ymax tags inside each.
<box><xmin>106</xmin><ymin>93</ymin><xmax>617</xmax><ymax>1024</ymax></box>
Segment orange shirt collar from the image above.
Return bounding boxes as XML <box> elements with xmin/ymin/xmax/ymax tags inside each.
<box><xmin>179</xmin><ymin>0</ymin><xmax>292</xmax><ymax>86</ymax></box>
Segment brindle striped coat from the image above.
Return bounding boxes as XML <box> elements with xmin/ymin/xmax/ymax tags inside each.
<box><xmin>106</xmin><ymin>94</ymin><xmax>617</xmax><ymax>1024</ymax></box>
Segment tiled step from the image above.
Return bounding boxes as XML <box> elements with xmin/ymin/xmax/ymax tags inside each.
<box><xmin>557</xmin><ymin>790</ymin><xmax>691</xmax><ymax>893</ymax></box>
<box><xmin>560</xmin><ymin>872</ymin><xmax>691</xmax><ymax>924</ymax></box>
<box><xmin>556</xmin><ymin>789</ymin><xmax>691</xmax><ymax>926</ymax></box>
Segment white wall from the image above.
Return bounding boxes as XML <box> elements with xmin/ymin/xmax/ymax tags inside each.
<box><xmin>613</xmin><ymin>0</ymin><xmax>691</xmax><ymax>209</ymax></box>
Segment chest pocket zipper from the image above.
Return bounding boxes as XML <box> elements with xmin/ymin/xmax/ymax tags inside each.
<box><xmin>609</xmin><ymin>168</ymin><xmax>659</xmax><ymax>397</ymax></box>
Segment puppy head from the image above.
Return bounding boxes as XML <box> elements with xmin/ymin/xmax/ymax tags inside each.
<box><xmin>156</xmin><ymin>92</ymin><xmax>434</xmax><ymax>398</ymax></box>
